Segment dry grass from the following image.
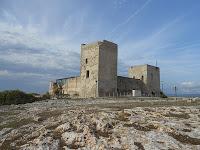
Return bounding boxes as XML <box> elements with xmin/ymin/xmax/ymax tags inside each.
<box><xmin>134</xmin><ymin>142</ymin><xmax>145</xmax><ymax>150</ymax></box>
<box><xmin>182</xmin><ymin>128</ymin><xmax>191</xmax><ymax>132</ymax></box>
<box><xmin>164</xmin><ymin>112</ymin><xmax>190</xmax><ymax>119</ymax></box>
<box><xmin>168</xmin><ymin>132</ymin><xmax>200</xmax><ymax>145</ymax></box>
<box><xmin>0</xmin><ymin>111</ymin><xmax>19</xmax><ymax>116</ymax></box>
<box><xmin>124</xmin><ymin>123</ymin><xmax>158</xmax><ymax>132</ymax></box>
<box><xmin>0</xmin><ymin>130</ymin><xmax>29</xmax><ymax>149</ymax></box>
<box><xmin>67</xmin><ymin>140</ymin><xmax>85</xmax><ymax>149</ymax></box>
<box><xmin>114</xmin><ymin>111</ymin><xmax>131</xmax><ymax>122</ymax></box>
<box><xmin>89</xmin><ymin>122</ymin><xmax>112</xmax><ymax>139</ymax></box>
<box><xmin>0</xmin><ymin>118</ymin><xmax>37</xmax><ymax>130</ymax></box>
<box><xmin>37</xmin><ymin>110</ymin><xmax>63</xmax><ymax>121</ymax></box>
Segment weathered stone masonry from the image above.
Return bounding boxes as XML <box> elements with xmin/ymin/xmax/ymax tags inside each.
<box><xmin>49</xmin><ymin>40</ymin><xmax>161</xmax><ymax>98</ymax></box>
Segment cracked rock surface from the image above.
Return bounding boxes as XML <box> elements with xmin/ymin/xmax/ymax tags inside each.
<box><xmin>0</xmin><ymin>98</ymin><xmax>200</xmax><ymax>149</ymax></box>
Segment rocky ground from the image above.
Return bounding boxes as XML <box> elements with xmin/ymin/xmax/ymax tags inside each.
<box><xmin>0</xmin><ymin>97</ymin><xmax>200</xmax><ymax>150</ymax></box>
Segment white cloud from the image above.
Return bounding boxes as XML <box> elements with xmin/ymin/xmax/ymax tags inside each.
<box><xmin>0</xmin><ymin>70</ymin><xmax>9</xmax><ymax>76</ymax></box>
<box><xmin>181</xmin><ymin>81</ymin><xmax>193</xmax><ymax>87</ymax></box>
<box><xmin>180</xmin><ymin>81</ymin><xmax>200</xmax><ymax>94</ymax></box>
<box><xmin>0</xmin><ymin>69</ymin><xmax>51</xmax><ymax>78</ymax></box>
<box><xmin>0</xmin><ymin>20</ymin><xmax>80</xmax><ymax>72</ymax></box>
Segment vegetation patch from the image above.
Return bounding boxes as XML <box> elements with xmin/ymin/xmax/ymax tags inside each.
<box><xmin>0</xmin><ymin>90</ymin><xmax>50</xmax><ymax>106</ymax></box>
<box><xmin>0</xmin><ymin>111</ymin><xmax>19</xmax><ymax>116</ymax></box>
<box><xmin>0</xmin><ymin>118</ymin><xmax>37</xmax><ymax>130</ymax></box>
<box><xmin>52</xmin><ymin>130</ymin><xmax>67</xmax><ymax>149</ymax></box>
<box><xmin>134</xmin><ymin>142</ymin><xmax>145</xmax><ymax>150</ymax></box>
<box><xmin>67</xmin><ymin>140</ymin><xmax>85</xmax><ymax>149</ymax></box>
<box><xmin>89</xmin><ymin>122</ymin><xmax>111</xmax><ymax>138</ymax></box>
<box><xmin>144</xmin><ymin>108</ymin><xmax>155</xmax><ymax>112</ymax></box>
<box><xmin>37</xmin><ymin>110</ymin><xmax>63</xmax><ymax>121</ymax></box>
<box><xmin>0</xmin><ymin>130</ymin><xmax>29</xmax><ymax>149</ymax></box>
<box><xmin>45</xmin><ymin>124</ymin><xmax>60</xmax><ymax>130</ymax></box>
<box><xmin>94</xmin><ymin>129</ymin><xmax>111</xmax><ymax>138</ymax></box>
<box><xmin>168</xmin><ymin>132</ymin><xmax>200</xmax><ymax>145</ymax></box>
<box><xmin>0</xmin><ymin>90</ymin><xmax>38</xmax><ymax>105</ymax></box>
<box><xmin>185</xmin><ymin>123</ymin><xmax>191</xmax><ymax>127</ymax></box>
<box><xmin>124</xmin><ymin>123</ymin><xmax>157</xmax><ymax>131</ymax></box>
<box><xmin>164</xmin><ymin>112</ymin><xmax>190</xmax><ymax>119</ymax></box>
<box><xmin>182</xmin><ymin>128</ymin><xmax>191</xmax><ymax>132</ymax></box>
<box><xmin>114</xmin><ymin>111</ymin><xmax>131</xmax><ymax>122</ymax></box>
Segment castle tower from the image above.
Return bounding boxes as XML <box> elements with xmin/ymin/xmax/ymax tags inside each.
<box><xmin>80</xmin><ymin>40</ymin><xmax>118</xmax><ymax>98</ymax></box>
<box><xmin>128</xmin><ymin>64</ymin><xmax>160</xmax><ymax>96</ymax></box>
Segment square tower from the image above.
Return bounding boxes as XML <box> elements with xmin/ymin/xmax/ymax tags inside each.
<box><xmin>128</xmin><ymin>64</ymin><xmax>160</xmax><ymax>96</ymax></box>
<box><xmin>80</xmin><ymin>40</ymin><xmax>118</xmax><ymax>98</ymax></box>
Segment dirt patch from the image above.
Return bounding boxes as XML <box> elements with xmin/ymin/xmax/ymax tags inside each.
<box><xmin>0</xmin><ymin>118</ymin><xmax>37</xmax><ymax>130</ymax></box>
<box><xmin>124</xmin><ymin>123</ymin><xmax>157</xmax><ymax>132</ymax></box>
<box><xmin>145</xmin><ymin>124</ymin><xmax>158</xmax><ymax>130</ymax></box>
<box><xmin>114</xmin><ymin>111</ymin><xmax>131</xmax><ymax>122</ymax></box>
<box><xmin>164</xmin><ymin>112</ymin><xmax>190</xmax><ymax>119</ymax></box>
<box><xmin>94</xmin><ymin>130</ymin><xmax>111</xmax><ymax>138</ymax></box>
<box><xmin>0</xmin><ymin>131</ymin><xmax>27</xmax><ymax>149</ymax></box>
<box><xmin>89</xmin><ymin>123</ymin><xmax>111</xmax><ymax>138</ymax></box>
<box><xmin>144</xmin><ymin>108</ymin><xmax>155</xmax><ymax>112</ymax></box>
<box><xmin>67</xmin><ymin>140</ymin><xmax>85</xmax><ymax>149</ymax></box>
<box><xmin>53</xmin><ymin>130</ymin><xmax>66</xmax><ymax>149</ymax></box>
<box><xmin>182</xmin><ymin>128</ymin><xmax>191</xmax><ymax>132</ymax></box>
<box><xmin>37</xmin><ymin>110</ymin><xmax>63</xmax><ymax>121</ymax></box>
<box><xmin>134</xmin><ymin>142</ymin><xmax>145</xmax><ymax>150</ymax></box>
<box><xmin>185</xmin><ymin>123</ymin><xmax>191</xmax><ymax>127</ymax></box>
<box><xmin>168</xmin><ymin>132</ymin><xmax>200</xmax><ymax>145</ymax></box>
<box><xmin>0</xmin><ymin>111</ymin><xmax>19</xmax><ymax>116</ymax></box>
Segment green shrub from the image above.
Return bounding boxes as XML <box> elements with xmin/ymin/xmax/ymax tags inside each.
<box><xmin>160</xmin><ymin>91</ymin><xmax>168</xmax><ymax>98</ymax></box>
<box><xmin>41</xmin><ymin>92</ymin><xmax>50</xmax><ymax>100</ymax></box>
<box><xmin>0</xmin><ymin>90</ymin><xmax>37</xmax><ymax>105</ymax></box>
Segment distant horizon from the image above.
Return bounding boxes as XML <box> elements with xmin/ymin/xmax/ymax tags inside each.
<box><xmin>1</xmin><ymin>89</ymin><xmax>200</xmax><ymax>98</ymax></box>
<box><xmin>0</xmin><ymin>0</ymin><xmax>200</xmax><ymax>94</ymax></box>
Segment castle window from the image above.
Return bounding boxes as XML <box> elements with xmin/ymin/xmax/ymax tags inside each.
<box><xmin>86</xmin><ymin>70</ymin><xmax>89</xmax><ymax>78</ymax></box>
<box><xmin>85</xmin><ymin>58</ymin><xmax>88</xmax><ymax>64</ymax></box>
<box><xmin>141</xmin><ymin>75</ymin><xmax>144</xmax><ymax>81</ymax></box>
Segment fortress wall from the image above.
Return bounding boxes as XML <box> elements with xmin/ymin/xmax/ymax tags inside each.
<box><xmin>80</xmin><ymin>43</ymin><xmax>100</xmax><ymax>98</ymax></box>
<box><xmin>128</xmin><ymin>64</ymin><xmax>160</xmax><ymax>96</ymax></box>
<box><xmin>98</xmin><ymin>41</ymin><xmax>118</xmax><ymax>96</ymax></box>
<box><xmin>147</xmin><ymin>65</ymin><xmax>160</xmax><ymax>96</ymax></box>
<box><xmin>62</xmin><ymin>76</ymin><xmax>81</xmax><ymax>96</ymax></box>
<box><xmin>117</xmin><ymin>76</ymin><xmax>148</xmax><ymax>96</ymax></box>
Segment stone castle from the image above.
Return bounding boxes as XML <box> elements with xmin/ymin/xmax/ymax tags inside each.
<box><xmin>49</xmin><ymin>40</ymin><xmax>161</xmax><ymax>98</ymax></box>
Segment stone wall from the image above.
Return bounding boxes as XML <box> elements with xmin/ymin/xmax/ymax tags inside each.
<box><xmin>98</xmin><ymin>40</ymin><xmax>118</xmax><ymax>97</ymax></box>
<box><xmin>49</xmin><ymin>40</ymin><xmax>161</xmax><ymax>98</ymax></box>
<box><xmin>80</xmin><ymin>40</ymin><xmax>118</xmax><ymax>98</ymax></box>
<box><xmin>80</xmin><ymin>42</ymin><xmax>100</xmax><ymax>98</ymax></box>
<box><xmin>117</xmin><ymin>76</ymin><xmax>147</xmax><ymax>95</ymax></box>
<box><xmin>128</xmin><ymin>64</ymin><xmax>160</xmax><ymax>96</ymax></box>
<box><xmin>147</xmin><ymin>65</ymin><xmax>160</xmax><ymax>96</ymax></box>
<box><xmin>128</xmin><ymin>65</ymin><xmax>147</xmax><ymax>83</ymax></box>
<box><xmin>62</xmin><ymin>76</ymin><xmax>81</xmax><ymax>97</ymax></box>
<box><xmin>49</xmin><ymin>81</ymin><xmax>56</xmax><ymax>96</ymax></box>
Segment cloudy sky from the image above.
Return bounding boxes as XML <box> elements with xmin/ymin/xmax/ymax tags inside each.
<box><xmin>0</xmin><ymin>0</ymin><xmax>200</xmax><ymax>95</ymax></box>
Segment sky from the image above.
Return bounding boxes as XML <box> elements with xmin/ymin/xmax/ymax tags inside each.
<box><xmin>0</xmin><ymin>0</ymin><xmax>200</xmax><ymax>95</ymax></box>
